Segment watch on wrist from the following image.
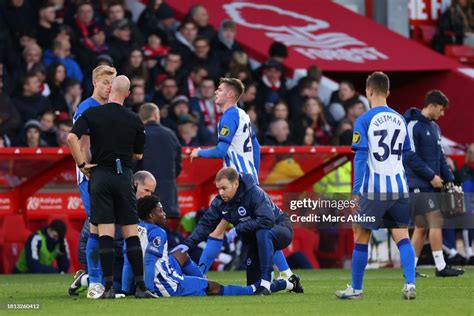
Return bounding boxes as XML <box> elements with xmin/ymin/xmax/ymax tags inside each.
<box><xmin>78</xmin><ymin>162</ymin><xmax>86</xmax><ymax>169</ymax></box>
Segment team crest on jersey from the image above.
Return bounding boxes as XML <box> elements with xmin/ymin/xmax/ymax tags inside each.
<box><xmin>220</xmin><ymin>126</ymin><xmax>230</xmax><ymax>137</ymax></box>
<box><xmin>352</xmin><ymin>132</ymin><xmax>361</xmax><ymax>144</ymax></box>
<box><xmin>238</xmin><ymin>206</ymin><xmax>247</xmax><ymax>216</ymax></box>
<box><xmin>428</xmin><ymin>199</ymin><xmax>434</xmax><ymax>209</ymax></box>
<box><xmin>152</xmin><ymin>236</ymin><xmax>161</xmax><ymax>248</ymax></box>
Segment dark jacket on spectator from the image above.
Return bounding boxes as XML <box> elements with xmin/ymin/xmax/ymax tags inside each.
<box><xmin>285</xmin><ymin>86</ymin><xmax>306</xmax><ymax>119</ymax></box>
<box><xmin>191</xmin><ymin>54</ymin><xmax>223</xmax><ymax>80</ymax></box>
<box><xmin>0</xmin><ymin>93</ymin><xmax>22</xmax><ymax>139</ymax></box>
<box><xmin>13</xmin><ymin>94</ymin><xmax>51</xmax><ymax>123</ymax></box>
<box><xmin>264</xmin><ymin>134</ymin><xmax>293</xmax><ymax>146</ymax></box>
<box><xmin>36</xmin><ymin>22</ymin><xmax>60</xmax><ymax>49</ymax></box>
<box><xmin>137</xmin><ymin>2</ymin><xmax>175</xmax><ymax>40</ymax></box>
<box><xmin>212</xmin><ymin>38</ymin><xmax>241</xmax><ymax>74</ymax></box>
<box><xmin>198</xmin><ymin>25</ymin><xmax>216</xmax><ymax>41</ymax></box>
<box><xmin>291</xmin><ymin>115</ymin><xmax>331</xmax><ymax>145</ymax></box>
<box><xmin>1</xmin><ymin>0</ymin><xmax>35</xmax><ymax>45</ymax></box>
<box><xmin>106</xmin><ymin>37</ymin><xmax>137</xmax><ymax>68</ymax></box>
<box><xmin>136</xmin><ymin>122</ymin><xmax>182</xmax><ymax>217</ymax></box>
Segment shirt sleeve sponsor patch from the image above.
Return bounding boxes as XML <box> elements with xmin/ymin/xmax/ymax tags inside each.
<box><xmin>352</xmin><ymin>132</ymin><xmax>361</xmax><ymax>144</ymax></box>
<box><xmin>219</xmin><ymin>126</ymin><xmax>230</xmax><ymax>137</ymax></box>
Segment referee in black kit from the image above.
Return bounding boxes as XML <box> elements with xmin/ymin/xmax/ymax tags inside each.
<box><xmin>67</xmin><ymin>75</ymin><xmax>157</xmax><ymax>299</ymax></box>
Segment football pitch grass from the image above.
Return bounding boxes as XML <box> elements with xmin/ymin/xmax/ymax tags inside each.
<box><xmin>0</xmin><ymin>268</ymin><xmax>472</xmax><ymax>315</ymax></box>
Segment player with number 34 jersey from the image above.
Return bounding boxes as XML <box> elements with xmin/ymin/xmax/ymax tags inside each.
<box><xmin>352</xmin><ymin>105</ymin><xmax>411</xmax><ymax>200</ymax></box>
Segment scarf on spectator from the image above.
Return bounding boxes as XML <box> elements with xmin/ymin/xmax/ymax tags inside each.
<box><xmin>143</xmin><ymin>44</ymin><xmax>169</xmax><ymax>60</ymax></box>
<box><xmin>262</xmin><ymin>75</ymin><xmax>281</xmax><ymax>91</ymax></box>
<box><xmin>175</xmin><ymin>31</ymin><xmax>195</xmax><ymax>52</ymax></box>
<box><xmin>198</xmin><ymin>98</ymin><xmax>220</xmax><ymax>132</ymax></box>
<box><xmin>75</xmin><ymin>18</ymin><xmax>97</xmax><ymax>51</ymax></box>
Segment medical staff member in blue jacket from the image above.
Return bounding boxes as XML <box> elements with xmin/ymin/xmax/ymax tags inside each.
<box><xmin>403</xmin><ymin>90</ymin><xmax>463</xmax><ymax>277</ymax></box>
<box><xmin>172</xmin><ymin>167</ymin><xmax>303</xmax><ymax>296</ymax></box>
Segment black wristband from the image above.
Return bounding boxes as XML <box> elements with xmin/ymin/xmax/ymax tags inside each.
<box><xmin>78</xmin><ymin>162</ymin><xmax>86</xmax><ymax>169</ymax></box>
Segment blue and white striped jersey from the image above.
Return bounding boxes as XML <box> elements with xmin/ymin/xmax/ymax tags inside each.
<box><xmin>217</xmin><ymin>106</ymin><xmax>259</xmax><ymax>183</ymax></box>
<box><xmin>352</xmin><ymin>106</ymin><xmax>411</xmax><ymax>200</ymax></box>
<box><xmin>140</xmin><ymin>223</ymin><xmax>185</xmax><ymax>297</ymax></box>
<box><xmin>72</xmin><ymin>97</ymin><xmax>101</xmax><ymax>184</ymax></box>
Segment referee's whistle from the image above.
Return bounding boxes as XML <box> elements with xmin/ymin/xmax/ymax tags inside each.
<box><xmin>115</xmin><ymin>158</ymin><xmax>123</xmax><ymax>175</ymax></box>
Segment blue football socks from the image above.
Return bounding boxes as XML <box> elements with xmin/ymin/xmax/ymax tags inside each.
<box><xmin>351</xmin><ymin>243</ymin><xmax>368</xmax><ymax>290</ymax></box>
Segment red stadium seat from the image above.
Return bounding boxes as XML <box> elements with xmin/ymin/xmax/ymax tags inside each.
<box><xmin>317</xmin><ymin>228</ymin><xmax>354</xmax><ymax>268</ymax></box>
<box><xmin>444</xmin><ymin>44</ymin><xmax>474</xmax><ymax>66</ymax></box>
<box><xmin>0</xmin><ymin>214</ymin><xmax>31</xmax><ymax>274</ymax></box>
<box><xmin>283</xmin><ymin>227</ymin><xmax>320</xmax><ymax>269</ymax></box>
<box><xmin>412</xmin><ymin>25</ymin><xmax>437</xmax><ymax>47</ymax></box>
<box><xmin>46</xmin><ymin>215</ymin><xmax>83</xmax><ymax>272</ymax></box>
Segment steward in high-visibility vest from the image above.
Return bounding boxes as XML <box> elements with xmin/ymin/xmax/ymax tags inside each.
<box><xmin>313</xmin><ymin>161</ymin><xmax>352</xmax><ymax>194</ymax></box>
<box><xmin>14</xmin><ymin>219</ymin><xmax>70</xmax><ymax>273</ymax></box>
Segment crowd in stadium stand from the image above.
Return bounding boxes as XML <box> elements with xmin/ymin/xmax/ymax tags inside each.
<box><xmin>0</xmin><ymin>0</ymin><xmax>367</xmax><ymax>149</ymax></box>
<box><xmin>431</xmin><ymin>0</ymin><xmax>474</xmax><ymax>53</ymax></box>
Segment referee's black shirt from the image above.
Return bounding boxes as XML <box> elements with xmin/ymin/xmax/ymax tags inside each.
<box><xmin>70</xmin><ymin>102</ymin><xmax>145</xmax><ymax>169</ymax></box>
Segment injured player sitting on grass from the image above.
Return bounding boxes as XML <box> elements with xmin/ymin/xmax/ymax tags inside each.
<box><xmin>124</xmin><ymin>195</ymin><xmax>302</xmax><ymax>297</ymax></box>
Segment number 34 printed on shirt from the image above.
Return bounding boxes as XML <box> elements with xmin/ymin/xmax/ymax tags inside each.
<box><xmin>373</xmin><ymin>129</ymin><xmax>402</xmax><ymax>162</ymax></box>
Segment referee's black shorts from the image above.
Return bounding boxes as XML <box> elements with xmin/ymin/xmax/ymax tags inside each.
<box><xmin>89</xmin><ymin>166</ymin><xmax>138</xmax><ymax>225</ymax></box>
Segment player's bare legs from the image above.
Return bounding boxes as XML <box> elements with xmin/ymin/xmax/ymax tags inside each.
<box><xmin>412</xmin><ymin>211</ymin><xmax>462</xmax><ymax>276</ymax></box>
<box><xmin>353</xmin><ymin>226</ymin><xmax>372</xmax><ymax>244</ymax></box>
<box><xmin>411</xmin><ymin>226</ymin><xmax>427</xmax><ymax>258</ymax></box>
